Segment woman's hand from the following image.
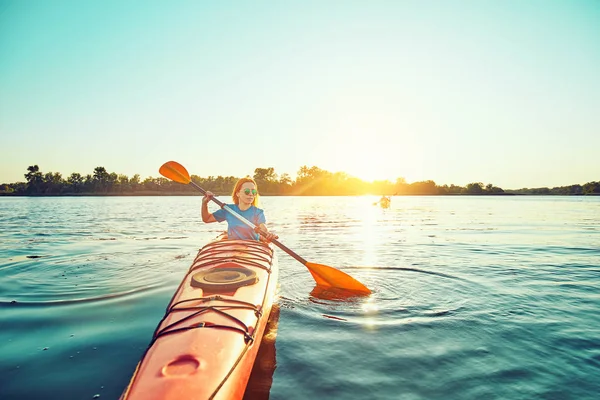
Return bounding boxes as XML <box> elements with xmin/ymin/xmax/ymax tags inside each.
<box><xmin>263</xmin><ymin>231</ymin><xmax>278</xmax><ymax>242</ymax></box>
<box><xmin>256</xmin><ymin>226</ymin><xmax>278</xmax><ymax>242</ymax></box>
<box><xmin>203</xmin><ymin>191</ymin><xmax>214</xmax><ymax>204</ymax></box>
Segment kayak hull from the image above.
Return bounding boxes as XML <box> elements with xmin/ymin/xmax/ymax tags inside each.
<box><xmin>121</xmin><ymin>238</ymin><xmax>278</xmax><ymax>400</ymax></box>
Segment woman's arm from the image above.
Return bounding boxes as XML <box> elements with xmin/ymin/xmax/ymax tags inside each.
<box><xmin>256</xmin><ymin>223</ymin><xmax>278</xmax><ymax>242</ymax></box>
<box><xmin>201</xmin><ymin>192</ymin><xmax>217</xmax><ymax>223</ymax></box>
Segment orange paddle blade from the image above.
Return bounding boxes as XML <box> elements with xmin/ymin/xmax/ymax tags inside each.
<box><xmin>305</xmin><ymin>262</ymin><xmax>371</xmax><ymax>295</ymax></box>
<box><xmin>159</xmin><ymin>161</ymin><xmax>191</xmax><ymax>184</ymax></box>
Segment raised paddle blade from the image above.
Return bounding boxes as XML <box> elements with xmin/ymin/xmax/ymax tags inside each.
<box><xmin>305</xmin><ymin>261</ymin><xmax>371</xmax><ymax>295</ymax></box>
<box><xmin>159</xmin><ymin>161</ymin><xmax>191</xmax><ymax>184</ymax></box>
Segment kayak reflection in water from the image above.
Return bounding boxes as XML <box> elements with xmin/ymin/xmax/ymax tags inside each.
<box><xmin>202</xmin><ymin>177</ymin><xmax>278</xmax><ymax>242</ymax></box>
<box><xmin>243</xmin><ymin>303</ymin><xmax>281</xmax><ymax>400</ymax></box>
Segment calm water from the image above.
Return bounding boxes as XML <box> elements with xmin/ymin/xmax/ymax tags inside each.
<box><xmin>1</xmin><ymin>196</ymin><xmax>599</xmax><ymax>400</ymax></box>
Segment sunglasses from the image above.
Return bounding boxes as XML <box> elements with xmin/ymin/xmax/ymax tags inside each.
<box><xmin>243</xmin><ymin>188</ymin><xmax>257</xmax><ymax>195</ymax></box>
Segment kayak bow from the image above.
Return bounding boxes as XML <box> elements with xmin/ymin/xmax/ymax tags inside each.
<box><xmin>121</xmin><ymin>237</ymin><xmax>278</xmax><ymax>400</ymax></box>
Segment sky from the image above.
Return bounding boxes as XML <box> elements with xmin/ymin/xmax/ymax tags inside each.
<box><xmin>1</xmin><ymin>0</ymin><xmax>599</xmax><ymax>189</ymax></box>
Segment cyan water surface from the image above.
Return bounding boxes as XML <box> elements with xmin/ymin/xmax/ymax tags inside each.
<box><xmin>1</xmin><ymin>196</ymin><xmax>599</xmax><ymax>399</ymax></box>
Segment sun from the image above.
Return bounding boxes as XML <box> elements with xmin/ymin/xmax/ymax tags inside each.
<box><xmin>328</xmin><ymin>146</ymin><xmax>400</xmax><ymax>182</ymax></box>
<box><xmin>345</xmin><ymin>163</ymin><xmax>391</xmax><ymax>182</ymax></box>
<box><xmin>321</xmin><ymin>154</ymin><xmax>398</xmax><ymax>183</ymax></box>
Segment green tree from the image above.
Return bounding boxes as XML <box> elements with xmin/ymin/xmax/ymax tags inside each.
<box><xmin>465</xmin><ymin>182</ymin><xmax>484</xmax><ymax>195</ymax></box>
<box><xmin>0</xmin><ymin>184</ymin><xmax>14</xmax><ymax>193</ymax></box>
<box><xmin>394</xmin><ymin>177</ymin><xmax>408</xmax><ymax>195</ymax></box>
<box><xmin>130</xmin><ymin>174</ymin><xmax>141</xmax><ymax>192</ymax></box>
<box><xmin>294</xmin><ymin>166</ymin><xmax>331</xmax><ymax>195</ymax></box>
<box><xmin>44</xmin><ymin>172</ymin><xmax>64</xmax><ymax>194</ymax></box>
<box><xmin>67</xmin><ymin>173</ymin><xmax>84</xmax><ymax>193</ymax></box>
<box><xmin>532</xmin><ymin>187</ymin><xmax>550</xmax><ymax>195</ymax></box>
<box><xmin>93</xmin><ymin>167</ymin><xmax>110</xmax><ymax>192</ymax></box>
<box><xmin>485</xmin><ymin>183</ymin><xmax>505</xmax><ymax>194</ymax></box>
<box><xmin>369</xmin><ymin>179</ymin><xmax>394</xmax><ymax>196</ymax></box>
<box><xmin>253</xmin><ymin>167</ymin><xmax>277</xmax><ymax>182</ymax></box>
<box><xmin>409</xmin><ymin>180</ymin><xmax>438</xmax><ymax>195</ymax></box>
<box><xmin>107</xmin><ymin>172</ymin><xmax>118</xmax><ymax>192</ymax></box>
<box><xmin>25</xmin><ymin>165</ymin><xmax>44</xmax><ymax>194</ymax></box>
<box><xmin>254</xmin><ymin>167</ymin><xmax>278</xmax><ymax>194</ymax></box>
<box><xmin>278</xmin><ymin>173</ymin><xmax>293</xmax><ymax>194</ymax></box>
<box><xmin>142</xmin><ymin>176</ymin><xmax>160</xmax><ymax>191</ymax></box>
<box><xmin>83</xmin><ymin>174</ymin><xmax>94</xmax><ymax>192</ymax></box>
<box><xmin>116</xmin><ymin>174</ymin><xmax>130</xmax><ymax>192</ymax></box>
<box><xmin>583</xmin><ymin>181</ymin><xmax>600</xmax><ymax>195</ymax></box>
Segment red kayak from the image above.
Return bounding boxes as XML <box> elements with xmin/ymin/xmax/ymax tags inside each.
<box><xmin>121</xmin><ymin>237</ymin><xmax>278</xmax><ymax>400</ymax></box>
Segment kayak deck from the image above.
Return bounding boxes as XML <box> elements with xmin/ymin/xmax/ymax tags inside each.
<box><xmin>121</xmin><ymin>238</ymin><xmax>278</xmax><ymax>400</ymax></box>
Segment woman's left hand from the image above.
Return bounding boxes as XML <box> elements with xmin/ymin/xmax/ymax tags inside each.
<box><xmin>264</xmin><ymin>232</ymin><xmax>278</xmax><ymax>242</ymax></box>
<box><xmin>256</xmin><ymin>227</ymin><xmax>278</xmax><ymax>242</ymax></box>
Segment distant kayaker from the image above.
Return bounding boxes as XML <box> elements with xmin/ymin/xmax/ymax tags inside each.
<box><xmin>201</xmin><ymin>177</ymin><xmax>278</xmax><ymax>242</ymax></box>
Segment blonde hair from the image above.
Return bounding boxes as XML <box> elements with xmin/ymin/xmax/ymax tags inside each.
<box><xmin>232</xmin><ymin>177</ymin><xmax>260</xmax><ymax>206</ymax></box>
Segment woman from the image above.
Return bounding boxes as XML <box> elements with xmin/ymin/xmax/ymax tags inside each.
<box><xmin>201</xmin><ymin>177</ymin><xmax>278</xmax><ymax>242</ymax></box>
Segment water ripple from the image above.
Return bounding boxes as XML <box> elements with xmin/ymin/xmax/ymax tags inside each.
<box><xmin>280</xmin><ymin>265</ymin><xmax>481</xmax><ymax>328</ymax></box>
<box><xmin>0</xmin><ymin>251</ymin><xmax>191</xmax><ymax>304</ymax></box>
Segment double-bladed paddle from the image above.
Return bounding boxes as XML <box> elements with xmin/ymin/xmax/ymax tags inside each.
<box><xmin>159</xmin><ymin>161</ymin><xmax>371</xmax><ymax>295</ymax></box>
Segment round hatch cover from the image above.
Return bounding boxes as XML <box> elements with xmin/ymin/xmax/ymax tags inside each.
<box><xmin>191</xmin><ymin>265</ymin><xmax>257</xmax><ymax>291</ymax></box>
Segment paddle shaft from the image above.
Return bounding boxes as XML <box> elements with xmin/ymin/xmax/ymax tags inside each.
<box><xmin>192</xmin><ymin>181</ymin><xmax>309</xmax><ymax>266</ymax></box>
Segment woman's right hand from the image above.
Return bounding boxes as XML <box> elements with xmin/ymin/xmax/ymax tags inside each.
<box><xmin>203</xmin><ymin>191</ymin><xmax>214</xmax><ymax>204</ymax></box>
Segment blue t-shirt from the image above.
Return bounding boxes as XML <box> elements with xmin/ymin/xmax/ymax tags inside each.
<box><xmin>212</xmin><ymin>204</ymin><xmax>266</xmax><ymax>240</ymax></box>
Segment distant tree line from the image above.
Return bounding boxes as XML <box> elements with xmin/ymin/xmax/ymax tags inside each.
<box><xmin>1</xmin><ymin>165</ymin><xmax>599</xmax><ymax>196</ymax></box>
<box><xmin>505</xmin><ymin>184</ymin><xmax>600</xmax><ymax>195</ymax></box>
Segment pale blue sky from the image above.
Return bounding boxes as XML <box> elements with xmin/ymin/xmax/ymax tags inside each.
<box><xmin>1</xmin><ymin>0</ymin><xmax>599</xmax><ymax>189</ymax></box>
